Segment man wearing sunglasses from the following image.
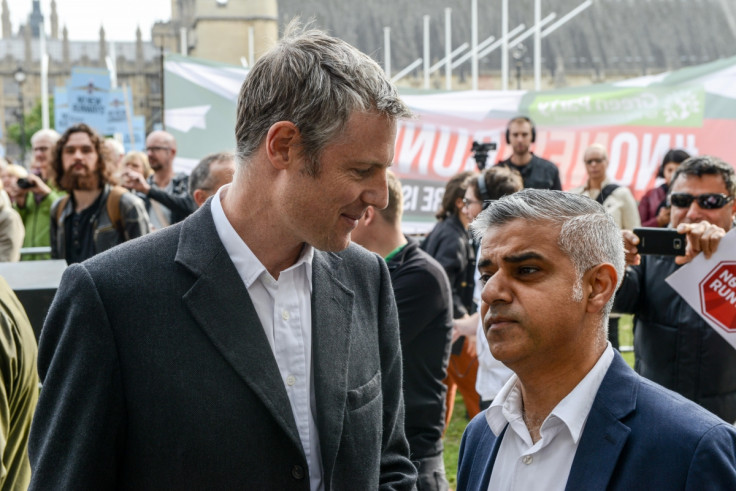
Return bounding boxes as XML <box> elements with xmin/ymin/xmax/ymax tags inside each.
<box><xmin>615</xmin><ymin>155</ymin><xmax>736</xmax><ymax>422</ymax></box>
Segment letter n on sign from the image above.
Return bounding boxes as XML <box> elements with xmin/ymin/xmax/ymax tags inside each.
<box><xmin>699</xmin><ymin>261</ymin><xmax>736</xmax><ymax>332</ymax></box>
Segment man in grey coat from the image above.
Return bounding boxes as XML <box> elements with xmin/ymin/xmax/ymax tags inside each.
<box><xmin>29</xmin><ymin>22</ymin><xmax>416</xmax><ymax>489</ymax></box>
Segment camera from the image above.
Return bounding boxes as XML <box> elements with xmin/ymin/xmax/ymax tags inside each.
<box><xmin>471</xmin><ymin>141</ymin><xmax>497</xmax><ymax>170</ymax></box>
<box><xmin>16</xmin><ymin>178</ymin><xmax>33</xmax><ymax>189</ymax></box>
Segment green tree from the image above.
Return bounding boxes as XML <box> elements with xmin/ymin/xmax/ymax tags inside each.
<box><xmin>7</xmin><ymin>97</ymin><xmax>55</xmax><ymax>151</ymax></box>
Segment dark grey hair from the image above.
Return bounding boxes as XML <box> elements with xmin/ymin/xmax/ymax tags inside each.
<box><xmin>234</xmin><ymin>19</ymin><xmax>412</xmax><ymax>176</ymax></box>
<box><xmin>189</xmin><ymin>152</ymin><xmax>235</xmax><ymax>196</ymax></box>
<box><xmin>669</xmin><ymin>155</ymin><xmax>736</xmax><ymax>198</ymax></box>
<box><xmin>470</xmin><ymin>189</ymin><xmax>625</xmax><ymax>319</ymax></box>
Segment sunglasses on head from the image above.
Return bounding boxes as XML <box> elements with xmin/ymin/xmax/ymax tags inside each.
<box><xmin>669</xmin><ymin>193</ymin><xmax>734</xmax><ymax>210</ymax></box>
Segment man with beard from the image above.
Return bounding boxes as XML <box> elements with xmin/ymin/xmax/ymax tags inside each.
<box><xmin>49</xmin><ymin>124</ymin><xmax>150</xmax><ymax>264</ymax></box>
<box><xmin>122</xmin><ymin>130</ymin><xmax>196</xmax><ymax>229</ymax></box>
<box><xmin>495</xmin><ymin>116</ymin><xmax>561</xmax><ymax>190</ymax></box>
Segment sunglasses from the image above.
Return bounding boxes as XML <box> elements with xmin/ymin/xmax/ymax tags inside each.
<box><xmin>669</xmin><ymin>193</ymin><xmax>734</xmax><ymax>210</ymax></box>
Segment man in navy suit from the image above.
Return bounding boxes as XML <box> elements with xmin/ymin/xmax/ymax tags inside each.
<box><xmin>457</xmin><ymin>189</ymin><xmax>736</xmax><ymax>490</ymax></box>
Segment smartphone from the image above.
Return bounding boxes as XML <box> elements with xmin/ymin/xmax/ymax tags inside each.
<box><xmin>633</xmin><ymin>227</ymin><xmax>686</xmax><ymax>256</ymax></box>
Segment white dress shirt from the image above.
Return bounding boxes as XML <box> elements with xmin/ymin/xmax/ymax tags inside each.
<box><xmin>486</xmin><ymin>344</ymin><xmax>615</xmax><ymax>491</ymax></box>
<box><xmin>211</xmin><ymin>186</ymin><xmax>324</xmax><ymax>490</ymax></box>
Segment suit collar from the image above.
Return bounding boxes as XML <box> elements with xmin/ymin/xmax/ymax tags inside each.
<box><xmin>565</xmin><ymin>352</ymin><xmax>637</xmax><ymax>490</ymax></box>
<box><xmin>177</xmin><ymin>205</ymin><xmax>355</xmax><ymax>480</ymax></box>
<box><xmin>176</xmin><ymin>202</ymin><xmax>303</xmax><ymax>451</ymax></box>
<box><xmin>310</xmin><ymin>250</ymin><xmax>353</xmax><ymax>482</ymax></box>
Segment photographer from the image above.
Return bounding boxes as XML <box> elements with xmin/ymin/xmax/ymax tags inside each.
<box><xmin>13</xmin><ymin>130</ymin><xmax>65</xmax><ymax>260</ymax></box>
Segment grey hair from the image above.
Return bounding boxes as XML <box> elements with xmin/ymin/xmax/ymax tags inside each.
<box><xmin>31</xmin><ymin>128</ymin><xmax>60</xmax><ymax>145</ymax></box>
<box><xmin>234</xmin><ymin>19</ymin><xmax>412</xmax><ymax>176</ymax></box>
<box><xmin>189</xmin><ymin>152</ymin><xmax>235</xmax><ymax>196</ymax></box>
<box><xmin>471</xmin><ymin>189</ymin><xmax>625</xmax><ymax>320</ymax></box>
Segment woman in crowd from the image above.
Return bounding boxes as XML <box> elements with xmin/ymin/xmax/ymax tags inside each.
<box><xmin>421</xmin><ymin>170</ymin><xmax>480</xmax><ymax>427</ymax></box>
<box><xmin>639</xmin><ymin>149</ymin><xmax>690</xmax><ymax>227</ymax></box>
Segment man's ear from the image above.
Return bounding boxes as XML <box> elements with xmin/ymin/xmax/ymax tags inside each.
<box><xmin>265</xmin><ymin>121</ymin><xmax>300</xmax><ymax>170</ymax></box>
<box><xmin>585</xmin><ymin>263</ymin><xmax>618</xmax><ymax>314</ymax></box>
<box><xmin>363</xmin><ymin>206</ymin><xmax>376</xmax><ymax>226</ymax></box>
<box><xmin>192</xmin><ymin>189</ymin><xmax>206</xmax><ymax>208</ymax></box>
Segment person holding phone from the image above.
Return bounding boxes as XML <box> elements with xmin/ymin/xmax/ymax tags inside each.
<box><xmin>614</xmin><ymin>155</ymin><xmax>736</xmax><ymax>422</ymax></box>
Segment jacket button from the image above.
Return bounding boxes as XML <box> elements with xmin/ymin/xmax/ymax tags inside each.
<box><xmin>291</xmin><ymin>464</ymin><xmax>305</xmax><ymax>480</ymax></box>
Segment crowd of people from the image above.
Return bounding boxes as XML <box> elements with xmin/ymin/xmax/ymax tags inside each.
<box><xmin>0</xmin><ymin>21</ymin><xmax>735</xmax><ymax>490</ymax></box>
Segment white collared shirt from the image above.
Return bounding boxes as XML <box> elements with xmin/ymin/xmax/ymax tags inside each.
<box><xmin>486</xmin><ymin>344</ymin><xmax>615</xmax><ymax>491</ymax></box>
<box><xmin>211</xmin><ymin>185</ymin><xmax>324</xmax><ymax>490</ymax></box>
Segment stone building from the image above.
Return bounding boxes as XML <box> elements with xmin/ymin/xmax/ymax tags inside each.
<box><xmin>0</xmin><ymin>0</ymin><xmax>163</xmax><ymax>161</ymax></box>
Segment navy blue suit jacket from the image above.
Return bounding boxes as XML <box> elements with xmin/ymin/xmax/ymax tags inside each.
<box><xmin>457</xmin><ymin>353</ymin><xmax>736</xmax><ymax>490</ymax></box>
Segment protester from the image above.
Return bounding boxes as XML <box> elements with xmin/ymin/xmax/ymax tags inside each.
<box><xmin>48</xmin><ymin>123</ymin><xmax>151</xmax><ymax>264</ymax></box>
<box><xmin>638</xmin><ymin>149</ymin><xmax>691</xmax><ymax>227</ymax></box>
<box><xmin>120</xmin><ymin>151</ymin><xmax>153</xmax><ymax>182</ymax></box>
<box><xmin>495</xmin><ymin>116</ymin><xmax>561</xmax><ymax>190</ymax></box>
<box><xmin>457</xmin><ymin>189</ymin><xmax>736</xmax><ymax>490</ymax></box>
<box><xmin>0</xmin><ymin>183</ymin><xmax>24</xmax><ymax>262</ymax></box>
<box><xmin>12</xmin><ymin>129</ymin><xmax>66</xmax><ymax>260</ymax></box>
<box><xmin>29</xmin><ymin>129</ymin><xmax>60</xmax><ymax>184</ymax></box>
<box><xmin>188</xmin><ymin>152</ymin><xmax>236</xmax><ymax>207</ymax></box>
<box><xmin>0</xmin><ymin>275</ymin><xmax>38</xmax><ymax>489</ymax></box>
<box><xmin>422</xmin><ymin>170</ymin><xmax>481</xmax><ymax>427</ymax></box>
<box><xmin>352</xmin><ymin>171</ymin><xmax>453</xmax><ymax>491</ymax></box>
<box><xmin>570</xmin><ymin>143</ymin><xmax>640</xmax><ymax>349</ymax></box>
<box><xmin>452</xmin><ymin>166</ymin><xmax>523</xmax><ymax>410</ymax></box>
<box><xmin>30</xmin><ymin>22</ymin><xmax>416</xmax><ymax>489</ymax></box>
<box><xmin>615</xmin><ymin>155</ymin><xmax>736</xmax><ymax>422</ymax></box>
<box><xmin>104</xmin><ymin>137</ymin><xmax>126</xmax><ymax>173</ymax></box>
<box><xmin>122</xmin><ymin>130</ymin><xmax>196</xmax><ymax>229</ymax></box>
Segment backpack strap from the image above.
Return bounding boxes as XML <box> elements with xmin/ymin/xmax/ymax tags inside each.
<box><xmin>55</xmin><ymin>195</ymin><xmax>70</xmax><ymax>226</ymax></box>
<box><xmin>106</xmin><ymin>185</ymin><xmax>127</xmax><ymax>234</ymax></box>
<box><xmin>596</xmin><ymin>184</ymin><xmax>620</xmax><ymax>205</ymax></box>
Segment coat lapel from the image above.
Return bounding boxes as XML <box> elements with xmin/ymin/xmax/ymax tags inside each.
<box><xmin>310</xmin><ymin>250</ymin><xmax>353</xmax><ymax>483</ymax></box>
<box><xmin>175</xmin><ymin>203</ymin><xmax>302</xmax><ymax>452</ymax></box>
<box><xmin>565</xmin><ymin>353</ymin><xmax>637</xmax><ymax>491</ymax></box>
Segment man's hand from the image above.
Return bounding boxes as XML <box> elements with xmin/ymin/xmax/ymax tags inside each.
<box><xmin>452</xmin><ymin>313</ymin><xmax>478</xmax><ymax>344</ymax></box>
<box><xmin>25</xmin><ymin>173</ymin><xmax>51</xmax><ymax>198</ymax></box>
<box><xmin>656</xmin><ymin>206</ymin><xmax>671</xmax><ymax>227</ymax></box>
<box><xmin>622</xmin><ymin>230</ymin><xmax>641</xmax><ymax>266</ymax></box>
<box><xmin>122</xmin><ymin>170</ymin><xmax>151</xmax><ymax>194</ymax></box>
<box><xmin>675</xmin><ymin>221</ymin><xmax>726</xmax><ymax>265</ymax></box>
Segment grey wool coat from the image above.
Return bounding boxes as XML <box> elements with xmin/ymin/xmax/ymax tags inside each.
<box><xmin>29</xmin><ymin>200</ymin><xmax>417</xmax><ymax>490</ymax></box>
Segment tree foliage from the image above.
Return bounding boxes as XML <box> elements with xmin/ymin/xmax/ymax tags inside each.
<box><xmin>6</xmin><ymin>97</ymin><xmax>55</xmax><ymax>150</ymax></box>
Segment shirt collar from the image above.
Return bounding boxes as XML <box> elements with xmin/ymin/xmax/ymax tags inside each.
<box><xmin>210</xmin><ymin>184</ymin><xmax>314</xmax><ymax>291</ymax></box>
<box><xmin>486</xmin><ymin>343</ymin><xmax>615</xmax><ymax>444</ymax></box>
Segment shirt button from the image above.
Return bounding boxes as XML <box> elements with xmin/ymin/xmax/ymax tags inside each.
<box><xmin>522</xmin><ymin>455</ymin><xmax>533</xmax><ymax>465</ymax></box>
<box><xmin>291</xmin><ymin>464</ymin><xmax>305</xmax><ymax>480</ymax></box>
<box><xmin>282</xmin><ymin>310</ymin><xmax>290</xmax><ymax>321</ymax></box>
<box><xmin>286</xmin><ymin>375</ymin><xmax>296</xmax><ymax>386</ymax></box>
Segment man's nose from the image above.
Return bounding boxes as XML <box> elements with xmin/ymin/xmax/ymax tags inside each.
<box><xmin>364</xmin><ymin>171</ymin><xmax>389</xmax><ymax>209</ymax></box>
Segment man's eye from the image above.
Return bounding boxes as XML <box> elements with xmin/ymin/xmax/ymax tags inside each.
<box><xmin>479</xmin><ymin>273</ymin><xmax>492</xmax><ymax>285</ymax></box>
<box><xmin>518</xmin><ymin>266</ymin><xmax>539</xmax><ymax>275</ymax></box>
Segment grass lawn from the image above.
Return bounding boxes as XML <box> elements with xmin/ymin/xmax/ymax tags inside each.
<box><xmin>442</xmin><ymin>315</ymin><xmax>635</xmax><ymax>488</ymax></box>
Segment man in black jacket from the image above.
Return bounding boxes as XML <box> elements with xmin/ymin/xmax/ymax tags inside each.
<box><xmin>353</xmin><ymin>172</ymin><xmax>453</xmax><ymax>491</ymax></box>
<box><xmin>495</xmin><ymin>116</ymin><xmax>561</xmax><ymax>190</ymax></box>
<box><xmin>122</xmin><ymin>130</ymin><xmax>196</xmax><ymax>228</ymax></box>
<box><xmin>615</xmin><ymin>155</ymin><xmax>736</xmax><ymax>422</ymax></box>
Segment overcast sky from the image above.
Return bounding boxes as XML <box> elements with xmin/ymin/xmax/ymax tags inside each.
<box><xmin>7</xmin><ymin>0</ymin><xmax>172</xmax><ymax>41</ymax></box>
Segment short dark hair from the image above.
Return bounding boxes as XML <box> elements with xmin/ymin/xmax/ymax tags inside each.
<box><xmin>437</xmin><ymin>170</ymin><xmax>476</xmax><ymax>220</ymax></box>
<box><xmin>669</xmin><ymin>155</ymin><xmax>736</xmax><ymax>198</ymax></box>
<box><xmin>657</xmin><ymin>149</ymin><xmax>691</xmax><ymax>178</ymax></box>
<box><xmin>189</xmin><ymin>152</ymin><xmax>235</xmax><ymax>197</ymax></box>
<box><xmin>49</xmin><ymin>123</ymin><xmax>115</xmax><ymax>191</ymax></box>
<box><xmin>468</xmin><ymin>165</ymin><xmax>523</xmax><ymax>202</ymax></box>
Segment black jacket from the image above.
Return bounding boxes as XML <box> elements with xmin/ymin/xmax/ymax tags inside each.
<box><xmin>496</xmin><ymin>153</ymin><xmax>561</xmax><ymax>190</ymax></box>
<box><xmin>421</xmin><ymin>213</ymin><xmax>476</xmax><ymax>319</ymax></box>
<box><xmin>144</xmin><ymin>172</ymin><xmax>196</xmax><ymax>225</ymax></box>
<box><xmin>614</xmin><ymin>254</ymin><xmax>736</xmax><ymax>422</ymax></box>
<box><xmin>388</xmin><ymin>237</ymin><xmax>452</xmax><ymax>459</ymax></box>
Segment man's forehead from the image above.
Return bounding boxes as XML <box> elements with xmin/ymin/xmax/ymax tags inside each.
<box><xmin>509</xmin><ymin>121</ymin><xmax>531</xmax><ymax>132</ymax></box>
<box><xmin>479</xmin><ymin>219</ymin><xmax>561</xmax><ymax>257</ymax></box>
<box><xmin>671</xmin><ymin>173</ymin><xmax>729</xmax><ymax>193</ymax></box>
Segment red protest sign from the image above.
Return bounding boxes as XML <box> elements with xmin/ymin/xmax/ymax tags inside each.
<box><xmin>699</xmin><ymin>261</ymin><xmax>736</xmax><ymax>332</ymax></box>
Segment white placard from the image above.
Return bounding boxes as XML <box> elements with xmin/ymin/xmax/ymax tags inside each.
<box><xmin>666</xmin><ymin>229</ymin><xmax>736</xmax><ymax>349</ymax></box>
